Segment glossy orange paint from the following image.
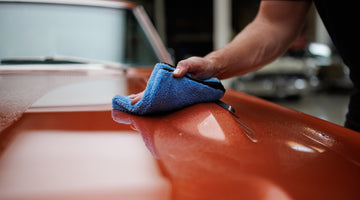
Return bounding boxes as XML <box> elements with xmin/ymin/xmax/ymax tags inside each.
<box><xmin>112</xmin><ymin>90</ymin><xmax>360</xmax><ymax>200</ymax></box>
<box><xmin>0</xmin><ymin>67</ymin><xmax>170</xmax><ymax>200</ymax></box>
<box><xmin>1</xmin><ymin>67</ymin><xmax>360</xmax><ymax>200</ymax></box>
<box><xmin>0</xmin><ymin>111</ymin><xmax>171</xmax><ymax>200</ymax></box>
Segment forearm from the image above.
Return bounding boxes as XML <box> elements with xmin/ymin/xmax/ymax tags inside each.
<box><xmin>206</xmin><ymin>1</ymin><xmax>311</xmax><ymax>79</ymax></box>
<box><xmin>206</xmin><ymin>23</ymin><xmax>287</xmax><ymax>79</ymax></box>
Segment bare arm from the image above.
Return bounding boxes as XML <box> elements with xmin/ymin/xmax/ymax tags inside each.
<box><xmin>174</xmin><ymin>0</ymin><xmax>312</xmax><ymax>79</ymax></box>
<box><xmin>130</xmin><ymin>0</ymin><xmax>311</xmax><ymax>105</ymax></box>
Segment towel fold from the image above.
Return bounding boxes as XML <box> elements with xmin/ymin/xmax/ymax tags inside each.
<box><xmin>112</xmin><ymin>62</ymin><xmax>225</xmax><ymax>115</ymax></box>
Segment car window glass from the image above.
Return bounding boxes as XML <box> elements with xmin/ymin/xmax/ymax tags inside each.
<box><xmin>0</xmin><ymin>2</ymin><xmax>158</xmax><ymax>66</ymax></box>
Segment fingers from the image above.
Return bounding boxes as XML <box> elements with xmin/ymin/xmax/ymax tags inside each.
<box><xmin>173</xmin><ymin>60</ymin><xmax>189</xmax><ymax>77</ymax></box>
<box><xmin>173</xmin><ymin>56</ymin><xmax>215</xmax><ymax>79</ymax></box>
<box><xmin>128</xmin><ymin>56</ymin><xmax>215</xmax><ymax>106</ymax></box>
<box><xmin>129</xmin><ymin>91</ymin><xmax>144</xmax><ymax>105</ymax></box>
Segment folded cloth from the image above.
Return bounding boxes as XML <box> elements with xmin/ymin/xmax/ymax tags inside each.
<box><xmin>112</xmin><ymin>62</ymin><xmax>225</xmax><ymax>115</ymax></box>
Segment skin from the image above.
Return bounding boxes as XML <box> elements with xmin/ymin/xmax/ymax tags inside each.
<box><xmin>131</xmin><ymin>0</ymin><xmax>312</xmax><ymax>105</ymax></box>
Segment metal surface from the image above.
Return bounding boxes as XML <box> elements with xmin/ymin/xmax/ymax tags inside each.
<box><xmin>1</xmin><ymin>67</ymin><xmax>360</xmax><ymax>199</ymax></box>
<box><xmin>0</xmin><ymin>1</ymin><xmax>359</xmax><ymax>199</ymax></box>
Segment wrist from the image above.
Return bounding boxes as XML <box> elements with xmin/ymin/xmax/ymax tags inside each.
<box><xmin>205</xmin><ymin>51</ymin><xmax>228</xmax><ymax>79</ymax></box>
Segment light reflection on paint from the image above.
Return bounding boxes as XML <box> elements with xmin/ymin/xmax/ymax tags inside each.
<box><xmin>302</xmin><ymin>127</ymin><xmax>334</xmax><ymax>147</ymax></box>
<box><xmin>286</xmin><ymin>141</ymin><xmax>325</xmax><ymax>153</ymax></box>
<box><xmin>0</xmin><ymin>130</ymin><xmax>170</xmax><ymax>199</ymax></box>
<box><xmin>197</xmin><ymin>114</ymin><xmax>226</xmax><ymax>141</ymax></box>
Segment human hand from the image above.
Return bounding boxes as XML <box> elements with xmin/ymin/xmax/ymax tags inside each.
<box><xmin>173</xmin><ymin>56</ymin><xmax>218</xmax><ymax>79</ymax></box>
<box><xmin>129</xmin><ymin>91</ymin><xmax>144</xmax><ymax>105</ymax></box>
<box><xmin>129</xmin><ymin>56</ymin><xmax>218</xmax><ymax>105</ymax></box>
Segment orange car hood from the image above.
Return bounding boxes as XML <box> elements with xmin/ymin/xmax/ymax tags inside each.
<box><xmin>1</xmin><ymin>67</ymin><xmax>359</xmax><ymax>200</ymax></box>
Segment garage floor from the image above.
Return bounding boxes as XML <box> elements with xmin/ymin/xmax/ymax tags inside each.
<box><xmin>271</xmin><ymin>92</ymin><xmax>350</xmax><ymax>126</ymax></box>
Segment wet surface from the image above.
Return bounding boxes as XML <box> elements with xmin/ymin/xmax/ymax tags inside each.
<box><xmin>0</xmin><ymin>65</ymin><xmax>149</xmax><ymax>132</ymax></box>
<box><xmin>112</xmin><ymin>93</ymin><xmax>360</xmax><ymax>199</ymax></box>
<box><xmin>0</xmin><ymin>111</ymin><xmax>170</xmax><ymax>200</ymax></box>
<box><xmin>1</xmin><ymin>67</ymin><xmax>360</xmax><ymax>199</ymax></box>
<box><xmin>0</xmin><ymin>66</ymin><xmax>119</xmax><ymax>132</ymax></box>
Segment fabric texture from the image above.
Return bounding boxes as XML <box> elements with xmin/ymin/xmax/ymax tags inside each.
<box><xmin>112</xmin><ymin>63</ymin><xmax>225</xmax><ymax>115</ymax></box>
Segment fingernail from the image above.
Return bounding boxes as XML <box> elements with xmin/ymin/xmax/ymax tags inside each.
<box><xmin>173</xmin><ymin>68</ymin><xmax>180</xmax><ymax>74</ymax></box>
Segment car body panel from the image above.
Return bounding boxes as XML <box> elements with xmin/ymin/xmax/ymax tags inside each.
<box><xmin>1</xmin><ymin>66</ymin><xmax>360</xmax><ymax>200</ymax></box>
<box><xmin>1</xmin><ymin>0</ymin><xmax>360</xmax><ymax>199</ymax></box>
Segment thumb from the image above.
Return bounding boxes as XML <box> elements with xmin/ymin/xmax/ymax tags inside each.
<box><xmin>173</xmin><ymin>61</ymin><xmax>189</xmax><ymax>77</ymax></box>
<box><xmin>174</xmin><ymin>57</ymin><xmax>216</xmax><ymax>79</ymax></box>
<box><xmin>173</xmin><ymin>56</ymin><xmax>208</xmax><ymax>78</ymax></box>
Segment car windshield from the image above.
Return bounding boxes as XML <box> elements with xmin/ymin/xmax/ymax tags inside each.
<box><xmin>0</xmin><ymin>1</ymin><xmax>159</xmax><ymax>67</ymax></box>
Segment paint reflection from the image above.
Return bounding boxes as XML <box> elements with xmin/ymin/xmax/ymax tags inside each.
<box><xmin>0</xmin><ymin>130</ymin><xmax>170</xmax><ymax>199</ymax></box>
<box><xmin>111</xmin><ymin>109</ymin><xmax>292</xmax><ymax>200</ymax></box>
<box><xmin>286</xmin><ymin>141</ymin><xmax>325</xmax><ymax>153</ymax></box>
<box><xmin>111</xmin><ymin>111</ymin><xmax>160</xmax><ymax>158</ymax></box>
<box><xmin>197</xmin><ymin>114</ymin><xmax>226</xmax><ymax>141</ymax></box>
<box><xmin>302</xmin><ymin>127</ymin><xmax>334</xmax><ymax>147</ymax></box>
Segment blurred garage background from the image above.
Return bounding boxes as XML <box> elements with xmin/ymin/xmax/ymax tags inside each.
<box><xmin>133</xmin><ymin>0</ymin><xmax>352</xmax><ymax>126</ymax></box>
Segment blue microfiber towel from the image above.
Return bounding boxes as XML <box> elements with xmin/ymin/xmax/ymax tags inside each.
<box><xmin>112</xmin><ymin>62</ymin><xmax>225</xmax><ymax>115</ymax></box>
